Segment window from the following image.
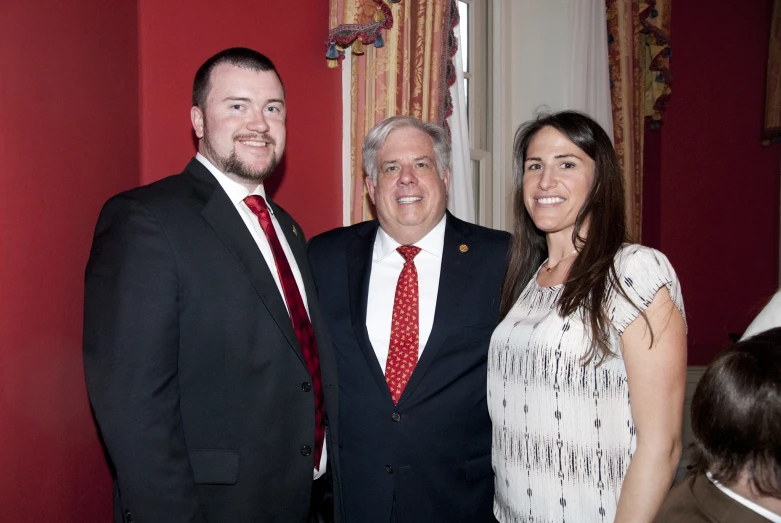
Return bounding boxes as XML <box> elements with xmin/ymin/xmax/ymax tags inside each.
<box><xmin>457</xmin><ymin>0</ymin><xmax>492</xmax><ymax>227</ymax></box>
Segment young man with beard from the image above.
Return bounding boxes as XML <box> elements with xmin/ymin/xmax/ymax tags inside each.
<box><xmin>83</xmin><ymin>48</ymin><xmax>340</xmax><ymax>523</ymax></box>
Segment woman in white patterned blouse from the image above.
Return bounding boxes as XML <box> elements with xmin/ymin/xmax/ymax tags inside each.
<box><xmin>488</xmin><ymin>111</ymin><xmax>687</xmax><ymax>523</ymax></box>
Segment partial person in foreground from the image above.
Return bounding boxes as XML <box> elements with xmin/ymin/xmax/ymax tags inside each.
<box><xmin>488</xmin><ymin>111</ymin><xmax>688</xmax><ymax>523</ymax></box>
<box><xmin>654</xmin><ymin>327</ymin><xmax>781</xmax><ymax>523</ymax></box>
<box><xmin>83</xmin><ymin>48</ymin><xmax>339</xmax><ymax>523</ymax></box>
<box><xmin>309</xmin><ymin>115</ymin><xmax>510</xmax><ymax>522</ymax></box>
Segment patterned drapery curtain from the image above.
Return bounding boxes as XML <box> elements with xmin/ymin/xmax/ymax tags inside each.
<box><xmin>327</xmin><ymin>0</ymin><xmax>457</xmax><ymax>223</ymax></box>
<box><xmin>606</xmin><ymin>0</ymin><xmax>672</xmax><ymax>242</ymax></box>
<box><xmin>763</xmin><ymin>0</ymin><xmax>781</xmax><ymax>145</ymax></box>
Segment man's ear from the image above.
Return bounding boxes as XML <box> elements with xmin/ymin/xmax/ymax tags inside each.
<box><xmin>365</xmin><ymin>176</ymin><xmax>377</xmax><ymax>205</ymax></box>
<box><xmin>191</xmin><ymin>106</ymin><xmax>205</xmax><ymax>139</ymax></box>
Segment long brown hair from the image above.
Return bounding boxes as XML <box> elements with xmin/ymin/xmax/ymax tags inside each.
<box><xmin>499</xmin><ymin>111</ymin><xmax>629</xmax><ymax>365</ymax></box>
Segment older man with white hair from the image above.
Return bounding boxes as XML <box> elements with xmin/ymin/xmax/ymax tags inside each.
<box><xmin>309</xmin><ymin>116</ymin><xmax>510</xmax><ymax>523</ymax></box>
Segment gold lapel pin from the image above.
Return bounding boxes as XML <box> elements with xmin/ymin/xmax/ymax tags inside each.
<box><xmin>292</xmin><ymin>225</ymin><xmax>298</xmax><ymax>236</ymax></box>
<box><xmin>459</xmin><ymin>244</ymin><xmax>468</xmax><ymax>253</ymax></box>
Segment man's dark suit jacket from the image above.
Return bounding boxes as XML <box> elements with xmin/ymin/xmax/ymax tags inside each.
<box><xmin>654</xmin><ymin>474</ymin><xmax>775</xmax><ymax>523</ymax></box>
<box><xmin>83</xmin><ymin>158</ymin><xmax>341</xmax><ymax>523</ymax></box>
<box><xmin>308</xmin><ymin>213</ymin><xmax>510</xmax><ymax>523</ymax></box>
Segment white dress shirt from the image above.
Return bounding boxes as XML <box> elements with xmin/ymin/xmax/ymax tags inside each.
<box><xmin>366</xmin><ymin>215</ymin><xmax>447</xmax><ymax>373</ymax></box>
<box><xmin>707</xmin><ymin>472</ymin><xmax>781</xmax><ymax>522</ymax></box>
<box><xmin>742</xmin><ymin>288</ymin><xmax>781</xmax><ymax>340</ymax></box>
<box><xmin>196</xmin><ymin>153</ymin><xmax>327</xmax><ymax>478</ymax></box>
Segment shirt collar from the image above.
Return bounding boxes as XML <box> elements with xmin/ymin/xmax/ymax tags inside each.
<box><xmin>374</xmin><ymin>214</ymin><xmax>447</xmax><ymax>261</ymax></box>
<box><xmin>196</xmin><ymin>153</ymin><xmax>272</xmax><ymax>214</ymax></box>
<box><xmin>707</xmin><ymin>472</ymin><xmax>781</xmax><ymax>523</ymax></box>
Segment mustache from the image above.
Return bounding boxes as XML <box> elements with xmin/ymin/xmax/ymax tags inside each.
<box><xmin>234</xmin><ymin>133</ymin><xmax>275</xmax><ymax>145</ymax></box>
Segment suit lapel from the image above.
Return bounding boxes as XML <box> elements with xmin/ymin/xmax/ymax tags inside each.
<box><xmin>267</xmin><ymin>198</ymin><xmax>333</xmax><ymax>358</ymax></box>
<box><xmin>268</xmin><ymin>198</ymin><xmax>310</xmax><ymax>303</ymax></box>
<box><xmin>186</xmin><ymin>160</ymin><xmax>304</xmax><ymax>365</ymax></box>
<box><xmin>397</xmin><ymin>213</ymin><xmax>471</xmax><ymax>406</ymax></box>
<box><xmin>346</xmin><ymin>222</ymin><xmax>392</xmax><ymax>399</ymax></box>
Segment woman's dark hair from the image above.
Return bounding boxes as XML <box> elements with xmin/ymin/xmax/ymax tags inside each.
<box><xmin>689</xmin><ymin>327</ymin><xmax>781</xmax><ymax>496</ymax></box>
<box><xmin>499</xmin><ymin>110</ymin><xmax>628</xmax><ymax>365</ymax></box>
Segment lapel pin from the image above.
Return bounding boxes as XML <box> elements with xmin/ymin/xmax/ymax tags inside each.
<box><xmin>459</xmin><ymin>244</ymin><xmax>468</xmax><ymax>253</ymax></box>
<box><xmin>292</xmin><ymin>225</ymin><xmax>298</xmax><ymax>236</ymax></box>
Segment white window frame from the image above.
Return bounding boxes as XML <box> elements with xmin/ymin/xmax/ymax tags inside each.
<box><xmin>490</xmin><ymin>0</ymin><xmax>515</xmax><ymax>232</ymax></box>
<box><xmin>459</xmin><ymin>0</ymin><xmax>494</xmax><ymax>228</ymax></box>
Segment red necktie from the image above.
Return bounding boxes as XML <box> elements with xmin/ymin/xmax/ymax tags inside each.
<box><xmin>385</xmin><ymin>245</ymin><xmax>422</xmax><ymax>404</ymax></box>
<box><xmin>244</xmin><ymin>195</ymin><xmax>324</xmax><ymax>469</ymax></box>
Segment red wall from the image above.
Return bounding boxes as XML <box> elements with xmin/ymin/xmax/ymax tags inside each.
<box><xmin>138</xmin><ymin>0</ymin><xmax>343</xmax><ymax>237</ymax></box>
<box><xmin>0</xmin><ymin>2</ymin><xmax>139</xmax><ymax>521</ymax></box>
<box><xmin>649</xmin><ymin>0</ymin><xmax>780</xmax><ymax>364</ymax></box>
<box><xmin>0</xmin><ymin>2</ymin><xmax>340</xmax><ymax>521</ymax></box>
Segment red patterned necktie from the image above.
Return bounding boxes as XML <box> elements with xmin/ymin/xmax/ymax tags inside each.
<box><xmin>244</xmin><ymin>195</ymin><xmax>324</xmax><ymax>470</ymax></box>
<box><xmin>385</xmin><ymin>245</ymin><xmax>422</xmax><ymax>404</ymax></box>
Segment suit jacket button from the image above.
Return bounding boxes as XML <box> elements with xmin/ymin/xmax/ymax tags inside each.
<box><xmin>301</xmin><ymin>382</ymin><xmax>312</xmax><ymax>392</ymax></box>
<box><xmin>391</xmin><ymin>412</ymin><xmax>401</xmax><ymax>422</ymax></box>
<box><xmin>385</xmin><ymin>465</ymin><xmax>393</xmax><ymax>474</ymax></box>
<box><xmin>123</xmin><ymin>510</ymin><xmax>133</xmax><ymax>522</ymax></box>
<box><xmin>301</xmin><ymin>445</ymin><xmax>312</xmax><ymax>456</ymax></box>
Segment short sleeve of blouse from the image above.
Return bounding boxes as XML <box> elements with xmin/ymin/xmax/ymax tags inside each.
<box><xmin>608</xmin><ymin>244</ymin><xmax>686</xmax><ymax>336</ymax></box>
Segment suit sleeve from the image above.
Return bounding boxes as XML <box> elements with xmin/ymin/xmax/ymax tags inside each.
<box><xmin>83</xmin><ymin>194</ymin><xmax>207</xmax><ymax>523</ymax></box>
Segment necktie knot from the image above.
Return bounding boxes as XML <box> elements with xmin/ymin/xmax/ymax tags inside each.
<box><xmin>397</xmin><ymin>245</ymin><xmax>421</xmax><ymax>263</ymax></box>
<box><xmin>244</xmin><ymin>195</ymin><xmax>269</xmax><ymax>217</ymax></box>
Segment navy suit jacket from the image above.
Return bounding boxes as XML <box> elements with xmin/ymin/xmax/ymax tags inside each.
<box><xmin>308</xmin><ymin>213</ymin><xmax>509</xmax><ymax>523</ymax></box>
<box><xmin>84</xmin><ymin>158</ymin><xmax>341</xmax><ymax>523</ymax></box>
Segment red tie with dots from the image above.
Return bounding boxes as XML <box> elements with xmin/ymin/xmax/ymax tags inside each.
<box><xmin>244</xmin><ymin>195</ymin><xmax>324</xmax><ymax>470</ymax></box>
<box><xmin>385</xmin><ymin>245</ymin><xmax>422</xmax><ymax>404</ymax></box>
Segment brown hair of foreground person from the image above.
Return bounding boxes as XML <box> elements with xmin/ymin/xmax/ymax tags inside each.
<box><xmin>690</xmin><ymin>326</ymin><xmax>781</xmax><ymax>496</ymax></box>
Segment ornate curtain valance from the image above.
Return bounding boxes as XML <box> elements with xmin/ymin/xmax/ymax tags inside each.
<box><xmin>639</xmin><ymin>1</ymin><xmax>672</xmax><ymax>126</ymax></box>
<box><xmin>326</xmin><ymin>0</ymin><xmax>394</xmax><ymax>65</ymax></box>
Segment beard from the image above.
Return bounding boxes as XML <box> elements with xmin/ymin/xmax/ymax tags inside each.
<box><xmin>202</xmin><ymin>123</ymin><xmax>280</xmax><ymax>183</ymax></box>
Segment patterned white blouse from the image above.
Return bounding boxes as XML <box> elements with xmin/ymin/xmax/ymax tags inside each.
<box><xmin>488</xmin><ymin>244</ymin><xmax>685</xmax><ymax>523</ymax></box>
